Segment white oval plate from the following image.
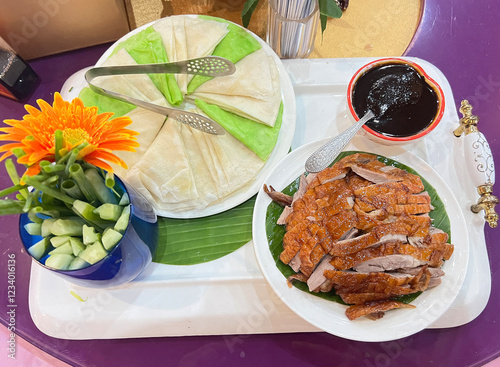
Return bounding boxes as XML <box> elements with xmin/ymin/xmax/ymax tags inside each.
<box><xmin>252</xmin><ymin>137</ymin><xmax>469</xmax><ymax>342</ymax></box>
<box><xmin>61</xmin><ymin>15</ymin><xmax>296</xmax><ymax>219</ymax></box>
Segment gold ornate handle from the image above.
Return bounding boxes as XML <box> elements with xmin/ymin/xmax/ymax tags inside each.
<box><xmin>454</xmin><ymin>100</ymin><xmax>498</xmax><ymax>228</ymax></box>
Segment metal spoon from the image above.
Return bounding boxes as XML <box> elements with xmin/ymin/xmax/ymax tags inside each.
<box><xmin>304</xmin><ymin>68</ymin><xmax>424</xmax><ymax>172</ymax></box>
<box><xmin>304</xmin><ymin>110</ymin><xmax>375</xmax><ymax>173</ymax></box>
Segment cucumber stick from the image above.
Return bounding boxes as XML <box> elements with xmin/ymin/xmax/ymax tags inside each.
<box><xmin>68</xmin><ymin>256</ymin><xmax>89</xmax><ymax>270</ymax></box>
<box><xmin>102</xmin><ymin>228</ymin><xmax>123</xmax><ymax>251</ymax></box>
<box><xmin>79</xmin><ymin>241</ymin><xmax>108</xmax><ymax>265</ymax></box>
<box><xmin>94</xmin><ymin>203</ymin><xmax>122</xmax><ymax>221</ymax></box>
<box><xmin>45</xmin><ymin>253</ymin><xmax>74</xmax><ymax>270</ymax></box>
<box><xmin>28</xmin><ymin>238</ymin><xmax>49</xmax><ymax>260</ymax></box>
<box><xmin>24</xmin><ymin>222</ymin><xmax>42</xmax><ymax>236</ymax></box>
<box><xmin>72</xmin><ymin>200</ymin><xmax>112</xmax><ymax>229</ymax></box>
<box><xmin>49</xmin><ymin>242</ymin><xmax>73</xmax><ymax>255</ymax></box>
<box><xmin>50</xmin><ymin>235</ymin><xmax>71</xmax><ymax>248</ymax></box>
<box><xmin>70</xmin><ymin>237</ymin><xmax>85</xmax><ymax>256</ymax></box>
<box><xmin>114</xmin><ymin>205</ymin><xmax>131</xmax><ymax>233</ymax></box>
<box><xmin>83</xmin><ymin>225</ymin><xmax>101</xmax><ymax>245</ymax></box>
<box><xmin>49</xmin><ymin>218</ymin><xmax>86</xmax><ymax>236</ymax></box>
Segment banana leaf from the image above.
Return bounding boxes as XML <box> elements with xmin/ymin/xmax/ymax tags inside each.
<box><xmin>265</xmin><ymin>151</ymin><xmax>451</xmax><ymax>305</ymax></box>
<box><xmin>153</xmin><ymin>196</ymin><xmax>255</xmax><ymax>265</ymax></box>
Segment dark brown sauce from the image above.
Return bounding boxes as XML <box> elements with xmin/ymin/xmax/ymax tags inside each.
<box><xmin>352</xmin><ymin>63</ymin><xmax>439</xmax><ymax>138</ymax></box>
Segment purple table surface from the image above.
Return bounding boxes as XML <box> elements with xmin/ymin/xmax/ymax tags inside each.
<box><xmin>1</xmin><ymin>1</ymin><xmax>500</xmax><ymax>366</ymax></box>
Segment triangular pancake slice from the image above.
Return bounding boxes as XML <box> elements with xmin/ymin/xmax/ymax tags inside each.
<box><xmin>110</xmin><ymin>108</ymin><xmax>166</xmax><ymax>177</ymax></box>
<box><xmin>189</xmin><ymin>49</ymin><xmax>281</xmax><ymax>127</ymax></box>
<box><xmin>125</xmin><ymin>117</ymin><xmax>199</xmax><ymax>210</ymax></box>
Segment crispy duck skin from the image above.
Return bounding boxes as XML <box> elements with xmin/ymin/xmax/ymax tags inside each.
<box><xmin>324</xmin><ymin>267</ymin><xmax>430</xmax><ymax>295</ymax></box>
<box><xmin>345</xmin><ymin>300</ymin><xmax>416</xmax><ymax>321</ymax></box>
<box><xmin>306</xmin><ymin>165</ymin><xmax>349</xmax><ymax>189</ymax></box>
<box><xmin>354</xmin><ymin>185</ymin><xmax>432</xmax><ymax>213</ymax></box>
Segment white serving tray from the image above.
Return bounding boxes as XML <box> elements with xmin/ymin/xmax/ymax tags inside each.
<box><xmin>28</xmin><ymin>57</ymin><xmax>490</xmax><ymax>339</ymax></box>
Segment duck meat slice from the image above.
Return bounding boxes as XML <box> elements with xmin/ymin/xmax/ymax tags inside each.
<box><xmin>327</xmin><ymin>271</ymin><xmax>413</xmax><ymax>295</ymax></box>
<box><xmin>350</xmin><ymin>162</ymin><xmax>425</xmax><ymax>194</ymax></box>
<box><xmin>288</xmin><ymin>252</ymin><xmax>302</xmax><ymax>272</ymax></box>
<box><xmin>270</xmin><ymin>174</ymin><xmax>313</xmax><ymax>225</ymax></box>
<box><xmin>284</xmin><ymin>195</ymin><xmax>318</xmax><ymax>229</ymax></box>
<box><xmin>306</xmin><ymin>254</ymin><xmax>335</xmax><ymax>291</ymax></box>
<box><xmin>313</xmin><ymin>178</ymin><xmax>349</xmax><ymax>200</ymax></box>
<box><xmin>277</xmin><ymin>205</ymin><xmax>293</xmax><ymax>225</ymax></box>
<box><xmin>320</xmin><ymin>210</ymin><xmax>359</xmax><ymax>252</ymax></box>
<box><xmin>299</xmin><ymin>242</ymin><xmax>328</xmax><ymax>277</ymax></box>
<box><xmin>353</xmin><ymin>254</ymin><xmax>426</xmax><ymax>273</ymax></box>
<box><xmin>338</xmin><ymin>152</ymin><xmax>379</xmax><ymax>167</ymax></box>
<box><xmin>297</xmin><ymin>219</ymin><xmax>357</xmax><ymax>277</ymax></box>
<box><xmin>395</xmin><ymin>266</ymin><xmax>445</xmax><ymax>288</ymax></box>
<box><xmin>329</xmin><ymin>220</ymin><xmax>415</xmax><ymax>257</ymax></box>
<box><xmin>331</xmin><ymin>240</ymin><xmax>445</xmax><ymax>271</ymax></box>
<box><xmin>345</xmin><ymin>300</ymin><xmax>416</xmax><ymax>321</ymax></box>
<box><xmin>384</xmin><ymin>202</ymin><xmax>434</xmax><ymax>216</ymax></box>
<box><xmin>325</xmin><ymin>266</ymin><xmax>431</xmax><ymax>298</ymax></box>
<box><xmin>307</xmin><ymin>228</ymin><xmax>360</xmax><ymax>292</ymax></box>
<box><xmin>346</xmin><ymin>171</ymin><xmax>374</xmax><ymax>191</ymax></box>
<box><xmin>353</xmin><ymin>205</ymin><xmax>389</xmax><ymax>231</ymax></box>
<box><xmin>354</xmin><ymin>181</ymin><xmax>412</xmax><ymax>197</ymax></box>
<box><xmin>293</xmin><ymin>174</ymin><xmax>309</xmax><ymax>201</ymax></box>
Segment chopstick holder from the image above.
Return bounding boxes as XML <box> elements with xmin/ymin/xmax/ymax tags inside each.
<box><xmin>454</xmin><ymin>100</ymin><xmax>498</xmax><ymax>228</ymax></box>
<box><xmin>84</xmin><ymin>57</ymin><xmax>236</xmax><ymax>135</ymax></box>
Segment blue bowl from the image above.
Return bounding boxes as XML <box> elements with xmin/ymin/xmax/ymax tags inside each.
<box><xmin>19</xmin><ymin>176</ymin><xmax>158</xmax><ymax>288</ymax></box>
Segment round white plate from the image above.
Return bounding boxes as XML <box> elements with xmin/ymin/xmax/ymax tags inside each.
<box><xmin>252</xmin><ymin>137</ymin><xmax>469</xmax><ymax>342</ymax></box>
<box><xmin>61</xmin><ymin>15</ymin><xmax>296</xmax><ymax>219</ymax></box>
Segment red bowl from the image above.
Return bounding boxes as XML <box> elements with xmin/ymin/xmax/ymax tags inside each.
<box><xmin>347</xmin><ymin>57</ymin><xmax>445</xmax><ymax>145</ymax></box>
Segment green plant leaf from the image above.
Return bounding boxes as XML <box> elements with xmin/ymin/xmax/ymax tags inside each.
<box><xmin>153</xmin><ymin>196</ymin><xmax>255</xmax><ymax>265</ymax></box>
<box><xmin>319</xmin><ymin>0</ymin><xmax>343</xmax><ymax>18</ymax></box>
<box><xmin>242</xmin><ymin>0</ymin><xmax>260</xmax><ymax>28</ymax></box>
<box><xmin>265</xmin><ymin>151</ymin><xmax>451</xmax><ymax>306</ymax></box>
<box><xmin>318</xmin><ymin>0</ymin><xmax>342</xmax><ymax>34</ymax></box>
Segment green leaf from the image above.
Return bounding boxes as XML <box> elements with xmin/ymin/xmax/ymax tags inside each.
<box><xmin>265</xmin><ymin>151</ymin><xmax>451</xmax><ymax>305</ymax></box>
<box><xmin>153</xmin><ymin>196</ymin><xmax>255</xmax><ymax>265</ymax></box>
<box><xmin>318</xmin><ymin>0</ymin><xmax>342</xmax><ymax>34</ymax></box>
<box><xmin>242</xmin><ymin>0</ymin><xmax>260</xmax><ymax>28</ymax></box>
<box><xmin>319</xmin><ymin>0</ymin><xmax>343</xmax><ymax>18</ymax></box>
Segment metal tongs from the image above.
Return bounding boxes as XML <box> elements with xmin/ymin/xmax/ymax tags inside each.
<box><xmin>85</xmin><ymin>56</ymin><xmax>236</xmax><ymax>135</ymax></box>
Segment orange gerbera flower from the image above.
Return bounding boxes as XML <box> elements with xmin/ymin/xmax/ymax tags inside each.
<box><xmin>0</xmin><ymin>93</ymin><xmax>139</xmax><ymax>176</ymax></box>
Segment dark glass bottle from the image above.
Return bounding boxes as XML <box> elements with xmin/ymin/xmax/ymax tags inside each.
<box><xmin>0</xmin><ymin>37</ymin><xmax>38</xmax><ymax>101</ymax></box>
